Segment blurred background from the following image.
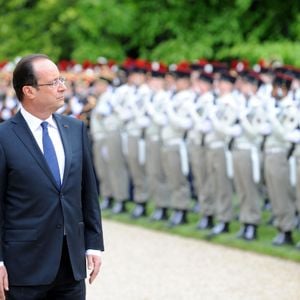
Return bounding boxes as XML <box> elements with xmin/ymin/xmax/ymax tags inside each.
<box><xmin>0</xmin><ymin>0</ymin><xmax>300</xmax><ymax>65</ymax></box>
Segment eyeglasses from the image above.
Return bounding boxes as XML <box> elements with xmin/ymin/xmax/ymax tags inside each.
<box><xmin>36</xmin><ymin>77</ymin><xmax>66</xmax><ymax>88</ymax></box>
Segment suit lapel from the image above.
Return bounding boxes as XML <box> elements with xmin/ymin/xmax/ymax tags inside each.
<box><xmin>11</xmin><ymin>111</ymin><xmax>60</xmax><ymax>189</ymax></box>
<box><xmin>53</xmin><ymin>114</ymin><xmax>72</xmax><ymax>188</ymax></box>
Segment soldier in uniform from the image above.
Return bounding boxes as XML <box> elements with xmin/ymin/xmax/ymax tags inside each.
<box><xmin>185</xmin><ymin>72</ymin><xmax>215</xmax><ymax>229</ymax></box>
<box><xmin>120</xmin><ymin>60</ymin><xmax>152</xmax><ymax>218</ymax></box>
<box><xmin>204</xmin><ymin>71</ymin><xmax>236</xmax><ymax>237</ymax></box>
<box><xmin>290</xmin><ymin>67</ymin><xmax>300</xmax><ymax>104</ymax></box>
<box><xmin>90</xmin><ymin>76</ymin><xmax>115</xmax><ymax>210</ymax></box>
<box><xmin>262</xmin><ymin>73</ymin><xmax>297</xmax><ymax>246</ymax></box>
<box><xmin>257</xmin><ymin>66</ymin><xmax>274</xmax><ymax>100</ymax></box>
<box><xmin>161</xmin><ymin>62</ymin><xmax>194</xmax><ymax>226</ymax></box>
<box><xmin>144</xmin><ymin>63</ymin><xmax>171</xmax><ymax>221</ymax></box>
<box><xmin>285</xmin><ymin>117</ymin><xmax>300</xmax><ymax>250</ymax></box>
<box><xmin>103</xmin><ymin>70</ymin><xmax>131</xmax><ymax>214</ymax></box>
<box><xmin>227</xmin><ymin>72</ymin><xmax>263</xmax><ymax>240</ymax></box>
<box><xmin>0</xmin><ymin>86</ymin><xmax>19</xmax><ymax>122</ymax></box>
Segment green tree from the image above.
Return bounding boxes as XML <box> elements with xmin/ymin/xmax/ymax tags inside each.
<box><xmin>0</xmin><ymin>0</ymin><xmax>299</xmax><ymax>65</ymax></box>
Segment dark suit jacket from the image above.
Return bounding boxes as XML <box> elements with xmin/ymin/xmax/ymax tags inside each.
<box><xmin>0</xmin><ymin>111</ymin><xmax>104</xmax><ymax>286</ymax></box>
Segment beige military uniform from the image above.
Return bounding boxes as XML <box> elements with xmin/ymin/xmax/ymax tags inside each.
<box><xmin>90</xmin><ymin>91</ymin><xmax>113</xmax><ymax>199</ymax></box>
<box><xmin>263</xmin><ymin>97</ymin><xmax>297</xmax><ymax>232</ymax></box>
<box><xmin>161</xmin><ymin>90</ymin><xmax>194</xmax><ymax>210</ymax></box>
<box><xmin>186</xmin><ymin>91</ymin><xmax>214</xmax><ymax>212</ymax></box>
<box><xmin>122</xmin><ymin>84</ymin><xmax>151</xmax><ymax>203</ymax></box>
<box><xmin>103</xmin><ymin>84</ymin><xmax>130</xmax><ymax>202</ymax></box>
<box><xmin>205</xmin><ymin>93</ymin><xmax>235</xmax><ymax>223</ymax></box>
<box><xmin>229</xmin><ymin>95</ymin><xmax>262</xmax><ymax>225</ymax></box>
<box><xmin>145</xmin><ymin>90</ymin><xmax>171</xmax><ymax>208</ymax></box>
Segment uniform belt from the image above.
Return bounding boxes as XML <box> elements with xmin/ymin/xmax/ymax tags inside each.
<box><xmin>233</xmin><ymin>143</ymin><xmax>252</xmax><ymax>150</ymax></box>
<box><xmin>127</xmin><ymin>130</ymin><xmax>141</xmax><ymax>137</ymax></box>
<box><xmin>148</xmin><ymin>135</ymin><xmax>160</xmax><ymax>142</ymax></box>
<box><xmin>187</xmin><ymin>139</ymin><xmax>201</xmax><ymax>145</ymax></box>
<box><xmin>92</xmin><ymin>133</ymin><xmax>106</xmax><ymax>140</ymax></box>
<box><xmin>265</xmin><ymin>148</ymin><xmax>287</xmax><ymax>154</ymax></box>
<box><xmin>165</xmin><ymin>138</ymin><xmax>184</xmax><ymax>146</ymax></box>
<box><xmin>207</xmin><ymin>141</ymin><xmax>225</xmax><ymax>149</ymax></box>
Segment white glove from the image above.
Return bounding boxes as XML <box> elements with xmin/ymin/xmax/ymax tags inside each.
<box><xmin>238</xmin><ymin>109</ymin><xmax>249</xmax><ymax>120</ymax></box>
<box><xmin>259</xmin><ymin>123</ymin><xmax>272</xmax><ymax>135</ymax></box>
<box><xmin>120</xmin><ymin>109</ymin><xmax>132</xmax><ymax>121</ymax></box>
<box><xmin>137</xmin><ymin>116</ymin><xmax>150</xmax><ymax>128</ymax></box>
<box><xmin>1</xmin><ymin>108</ymin><xmax>12</xmax><ymax>120</ymax></box>
<box><xmin>199</xmin><ymin>120</ymin><xmax>212</xmax><ymax>133</ymax></box>
<box><xmin>154</xmin><ymin>114</ymin><xmax>168</xmax><ymax>126</ymax></box>
<box><xmin>268</xmin><ymin>107</ymin><xmax>279</xmax><ymax>122</ymax></box>
<box><xmin>286</xmin><ymin>130</ymin><xmax>300</xmax><ymax>143</ymax></box>
<box><xmin>208</xmin><ymin>106</ymin><xmax>217</xmax><ymax>120</ymax></box>
<box><xmin>97</xmin><ymin>103</ymin><xmax>111</xmax><ymax>116</ymax></box>
<box><xmin>229</xmin><ymin>124</ymin><xmax>242</xmax><ymax>137</ymax></box>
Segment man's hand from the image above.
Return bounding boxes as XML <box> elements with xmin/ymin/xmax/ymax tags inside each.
<box><xmin>86</xmin><ymin>254</ymin><xmax>102</xmax><ymax>284</ymax></box>
<box><xmin>0</xmin><ymin>266</ymin><xmax>9</xmax><ymax>300</ymax></box>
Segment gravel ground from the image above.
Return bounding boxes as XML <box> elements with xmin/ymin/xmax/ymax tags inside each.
<box><xmin>86</xmin><ymin>220</ymin><xmax>300</xmax><ymax>300</ymax></box>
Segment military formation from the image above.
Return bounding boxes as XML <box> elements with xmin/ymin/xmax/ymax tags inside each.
<box><xmin>1</xmin><ymin>57</ymin><xmax>300</xmax><ymax>250</ymax></box>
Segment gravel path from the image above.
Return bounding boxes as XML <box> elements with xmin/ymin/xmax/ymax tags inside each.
<box><xmin>86</xmin><ymin>220</ymin><xmax>300</xmax><ymax>300</ymax></box>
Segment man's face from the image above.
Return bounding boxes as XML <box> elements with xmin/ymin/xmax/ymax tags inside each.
<box><xmin>130</xmin><ymin>72</ymin><xmax>146</xmax><ymax>86</ymax></box>
<box><xmin>196</xmin><ymin>79</ymin><xmax>211</xmax><ymax>94</ymax></box>
<box><xmin>218</xmin><ymin>80</ymin><xmax>233</xmax><ymax>95</ymax></box>
<box><xmin>93</xmin><ymin>80</ymin><xmax>108</xmax><ymax>96</ymax></box>
<box><xmin>272</xmin><ymin>85</ymin><xmax>288</xmax><ymax>100</ymax></box>
<box><xmin>31</xmin><ymin>58</ymin><xmax>67</xmax><ymax>113</ymax></box>
<box><xmin>175</xmin><ymin>77</ymin><xmax>190</xmax><ymax>91</ymax></box>
<box><xmin>148</xmin><ymin>77</ymin><xmax>165</xmax><ymax>91</ymax></box>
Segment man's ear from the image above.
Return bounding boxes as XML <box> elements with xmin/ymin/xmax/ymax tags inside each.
<box><xmin>22</xmin><ymin>85</ymin><xmax>36</xmax><ymax>99</ymax></box>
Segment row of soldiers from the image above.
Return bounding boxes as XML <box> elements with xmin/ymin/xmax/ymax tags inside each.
<box><xmin>88</xmin><ymin>59</ymin><xmax>300</xmax><ymax>250</ymax></box>
<box><xmin>1</xmin><ymin>58</ymin><xmax>300</xmax><ymax>249</ymax></box>
<box><xmin>0</xmin><ymin>74</ymin><xmax>19</xmax><ymax>122</ymax></box>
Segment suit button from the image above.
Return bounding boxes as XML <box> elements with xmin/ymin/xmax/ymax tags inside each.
<box><xmin>56</xmin><ymin>224</ymin><xmax>62</xmax><ymax>229</ymax></box>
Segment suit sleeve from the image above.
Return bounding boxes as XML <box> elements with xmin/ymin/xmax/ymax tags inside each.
<box><xmin>81</xmin><ymin>122</ymin><xmax>104</xmax><ymax>251</ymax></box>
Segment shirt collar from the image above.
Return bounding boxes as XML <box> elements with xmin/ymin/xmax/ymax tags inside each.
<box><xmin>20</xmin><ymin>106</ymin><xmax>58</xmax><ymax>131</ymax></box>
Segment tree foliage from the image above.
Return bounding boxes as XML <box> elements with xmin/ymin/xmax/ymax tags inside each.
<box><xmin>0</xmin><ymin>0</ymin><xmax>299</xmax><ymax>65</ymax></box>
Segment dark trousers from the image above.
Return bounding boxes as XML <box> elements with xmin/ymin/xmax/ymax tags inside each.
<box><xmin>6</xmin><ymin>238</ymin><xmax>86</xmax><ymax>300</ymax></box>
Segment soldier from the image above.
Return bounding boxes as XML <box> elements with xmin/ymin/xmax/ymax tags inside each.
<box><xmin>285</xmin><ymin>119</ymin><xmax>300</xmax><ymax>250</ymax></box>
<box><xmin>286</xmin><ymin>111</ymin><xmax>300</xmax><ymax>250</ymax></box>
<box><xmin>0</xmin><ymin>86</ymin><xmax>19</xmax><ymax>122</ymax></box>
<box><xmin>228</xmin><ymin>71</ymin><xmax>263</xmax><ymax>240</ymax></box>
<box><xmin>144</xmin><ymin>62</ymin><xmax>171</xmax><ymax>221</ymax></box>
<box><xmin>290</xmin><ymin>67</ymin><xmax>300</xmax><ymax>104</ymax></box>
<box><xmin>161</xmin><ymin>62</ymin><xmax>194</xmax><ymax>226</ymax></box>
<box><xmin>204</xmin><ymin>71</ymin><xmax>236</xmax><ymax>237</ymax></box>
<box><xmin>262</xmin><ymin>73</ymin><xmax>297</xmax><ymax>246</ymax></box>
<box><xmin>185</xmin><ymin>72</ymin><xmax>215</xmax><ymax>229</ymax></box>
<box><xmin>257</xmin><ymin>66</ymin><xmax>274</xmax><ymax>100</ymax></box>
<box><xmin>120</xmin><ymin>59</ymin><xmax>152</xmax><ymax>218</ymax></box>
<box><xmin>90</xmin><ymin>76</ymin><xmax>114</xmax><ymax>210</ymax></box>
<box><xmin>104</xmin><ymin>72</ymin><xmax>131</xmax><ymax>214</ymax></box>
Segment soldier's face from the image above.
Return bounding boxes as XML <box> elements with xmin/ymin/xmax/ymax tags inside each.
<box><xmin>197</xmin><ymin>80</ymin><xmax>211</xmax><ymax>94</ymax></box>
<box><xmin>175</xmin><ymin>78</ymin><xmax>190</xmax><ymax>91</ymax></box>
<box><xmin>149</xmin><ymin>77</ymin><xmax>165</xmax><ymax>91</ymax></box>
<box><xmin>218</xmin><ymin>80</ymin><xmax>233</xmax><ymax>95</ymax></box>
<box><xmin>131</xmin><ymin>73</ymin><xmax>146</xmax><ymax>86</ymax></box>
<box><xmin>93</xmin><ymin>80</ymin><xmax>108</xmax><ymax>96</ymax></box>
<box><xmin>272</xmin><ymin>85</ymin><xmax>288</xmax><ymax>100</ymax></box>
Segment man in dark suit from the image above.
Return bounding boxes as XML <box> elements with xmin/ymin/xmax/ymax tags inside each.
<box><xmin>0</xmin><ymin>54</ymin><xmax>104</xmax><ymax>299</ymax></box>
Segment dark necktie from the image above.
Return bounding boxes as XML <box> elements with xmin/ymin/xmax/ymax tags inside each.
<box><xmin>41</xmin><ymin>121</ymin><xmax>61</xmax><ymax>187</ymax></box>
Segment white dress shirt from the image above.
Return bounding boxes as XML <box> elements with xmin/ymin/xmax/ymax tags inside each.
<box><xmin>20</xmin><ymin>107</ymin><xmax>65</xmax><ymax>182</ymax></box>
